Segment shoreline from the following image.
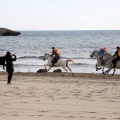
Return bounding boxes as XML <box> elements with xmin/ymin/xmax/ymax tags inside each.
<box><xmin>0</xmin><ymin>71</ymin><xmax>120</xmax><ymax>80</ymax></box>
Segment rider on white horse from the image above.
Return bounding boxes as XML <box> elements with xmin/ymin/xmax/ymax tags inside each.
<box><xmin>43</xmin><ymin>53</ymin><xmax>74</xmax><ymax>74</ymax></box>
<box><xmin>51</xmin><ymin>47</ymin><xmax>60</xmax><ymax>66</ymax></box>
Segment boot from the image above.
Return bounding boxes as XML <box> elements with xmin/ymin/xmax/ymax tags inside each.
<box><xmin>51</xmin><ymin>61</ymin><xmax>54</xmax><ymax>67</ymax></box>
<box><xmin>52</xmin><ymin>63</ymin><xmax>54</xmax><ymax>67</ymax></box>
<box><xmin>113</xmin><ymin>63</ymin><xmax>116</xmax><ymax>68</ymax></box>
<box><xmin>101</xmin><ymin>60</ymin><xmax>104</xmax><ymax>65</ymax></box>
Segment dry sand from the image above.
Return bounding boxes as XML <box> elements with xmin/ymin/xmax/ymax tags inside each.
<box><xmin>0</xmin><ymin>72</ymin><xmax>120</xmax><ymax>120</ymax></box>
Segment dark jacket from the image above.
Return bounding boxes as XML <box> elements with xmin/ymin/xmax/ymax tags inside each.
<box><xmin>113</xmin><ymin>49</ymin><xmax>120</xmax><ymax>58</ymax></box>
<box><xmin>5</xmin><ymin>54</ymin><xmax>16</xmax><ymax>72</ymax></box>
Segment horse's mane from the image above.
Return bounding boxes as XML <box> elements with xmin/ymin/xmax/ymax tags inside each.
<box><xmin>45</xmin><ymin>53</ymin><xmax>53</xmax><ymax>57</ymax></box>
<box><xmin>102</xmin><ymin>52</ymin><xmax>113</xmax><ymax>60</ymax></box>
<box><xmin>45</xmin><ymin>52</ymin><xmax>51</xmax><ymax>55</ymax></box>
<box><xmin>105</xmin><ymin>52</ymin><xmax>112</xmax><ymax>57</ymax></box>
<box><xmin>94</xmin><ymin>50</ymin><xmax>98</xmax><ymax>52</ymax></box>
<box><xmin>93</xmin><ymin>50</ymin><xmax>112</xmax><ymax>56</ymax></box>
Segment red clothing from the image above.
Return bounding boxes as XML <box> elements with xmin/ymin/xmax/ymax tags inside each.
<box><xmin>52</xmin><ymin>48</ymin><xmax>60</xmax><ymax>55</ymax></box>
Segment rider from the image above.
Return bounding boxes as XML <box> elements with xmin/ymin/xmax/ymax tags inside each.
<box><xmin>51</xmin><ymin>47</ymin><xmax>60</xmax><ymax>66</ymax></box>
<box><xmin>98</xmin><ymin>47</ymin><xmax>107</xmax><ymax>65</ymax></box>
<box><xmin>98</xmin><ymin>47</ymin><xmax>107</xmax><ymax>55</ymax></box>
<box><xmin>112</xmin><ymin>46</ymin><xmax>120</xmax><ymax>68</ymax></box>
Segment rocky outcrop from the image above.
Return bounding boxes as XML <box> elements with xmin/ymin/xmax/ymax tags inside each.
<box><xmin>53</xmin><ymin>69</ymin><xmax>62</xmax><ymax>72</ymax></box>
<box><xmin>0</xmin><ymin>28</ymin><xmax>21</xmax><ymax>36</ymax></box>
<box><xmin>37</xmin><ymin>69</ymin><xmax>48</xmax><ymax>73</ymax></box>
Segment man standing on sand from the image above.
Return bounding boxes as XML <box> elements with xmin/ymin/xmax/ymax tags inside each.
<box><xmin>5</xmin><ymin>52</ymin><xmax>17</xmax><ymax>84</ymax></box>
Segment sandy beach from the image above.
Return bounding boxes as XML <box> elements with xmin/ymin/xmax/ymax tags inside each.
<box><xmin>0</xmin><ymin>72</ymin><xmax>120</xmax><ymax>120</ymax></box>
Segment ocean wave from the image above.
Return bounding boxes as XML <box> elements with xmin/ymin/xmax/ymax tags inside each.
<box><xmin>14</xmin><ymin>64</ymin><xmax>43</xmax><ymax>67</ymax></box>
<box><xmin>18</xmin><ymin>56</ymin><xmax>43</xmax><ymax>59</ymax></box>
<box><xmin>18</xmin><ymin>55</ymin><xmax>66</xmax><ymax>60</ymax></box>
<box><xmin>61</xmin><ymin>56</ymin><xmax>91</xmax><ymax>60</ymax></box>
<box><xmin>14</xmin><ymin>62</ymin><xmax>90</xmax><ymax>67</ymax></box>
<box><xmin>39</xmin><ymin>56</ymin><xmax>44</xmax><ymax>59</ymax></box>
<box><xmin>0</xmin><ymin>49</ymin><xmax>7</xmax><ymax>51</ymax></box>
<box><xmin>73</xmin><ymin>57</ymin><xmax>91</xmax><ymax>59</ymax></box>
<box><xmin>17</xmin><ymin>55</ymin><xmax>91</xmax><ymax>60</ymax></box>
<box><xmin>73</xmin><ymin>63</ymin><xmax>90</xmax><ymax>66</ymax></box>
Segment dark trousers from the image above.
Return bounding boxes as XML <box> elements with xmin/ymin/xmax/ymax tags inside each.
<box><xmin>112</xmin><ymin>57</ymin><xmax>120</xmax><ymax>67</ymax></box>
<box><xmin>7</xmin><ymin>71</ymin><xmax>13</xmax><ymax>84</ymax></box>
<box><xmin>52</xmin><ymin>55</ymin><xmax>60</xmax><ymax>65</ymax></box>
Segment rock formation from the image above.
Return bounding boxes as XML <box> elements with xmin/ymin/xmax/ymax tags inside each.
<box><xmin>37</xmin><ymin>69</ymin><xmax>48</xmax><ymax>73</ymax></box>
<box><xmin>53</xmin><ymin>69</ymin><xmax>62</xmax><ymax>72</ymax></box>
<box><xmin>0</xmin><ymin>28</ymin><xmax>21</xmax><ymax>36</ymax></box>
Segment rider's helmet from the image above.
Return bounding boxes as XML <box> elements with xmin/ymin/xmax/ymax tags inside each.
<box><xmin>117</xmin><ymin>46</ymin><xmax>120</xmax><ymax>49</ymax></box>
<box><xmin>103</xmin><ymin>47</ymin><xmax>107</xmax><ymax>51</ymax></box>
<box><xmin>6</xmin><ymin>51</ymin><xmax>11</xmax><ymax>55</ymax></box>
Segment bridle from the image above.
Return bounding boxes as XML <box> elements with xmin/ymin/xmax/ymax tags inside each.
<box><xmin>43</xmin><ymin>53</ymin><xmax>52</xmax><ymax>60</ymax></box>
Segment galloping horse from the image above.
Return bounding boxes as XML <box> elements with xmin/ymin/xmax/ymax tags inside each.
<box><xmin>102</xmin><ymin>53</ymin><xmax>120</xmax><ymax>76</ymax></box>
<box><xmin>90</xmin><ymin>50</ymin><xmax>120</xmax><ymax>76</ymax></box>
<box><xmin>90</xmin><ymin>50</ymin><xmax>104</xmax><ymax>72</ymax></box>
<box><xmin>43</xmin><ymin>53</ymin><xmax>74</xmax><ymax>74</ymax></box>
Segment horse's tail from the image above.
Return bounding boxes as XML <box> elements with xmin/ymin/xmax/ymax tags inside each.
<box><xmin>66</xmin><ymin>59</ymin><xmax>75</xmax><ymax>63</ymax></box>
<box><xmin>66</xmin><ymin>59</ymin><xmax>74</xmax><ymax>67</ymax></box>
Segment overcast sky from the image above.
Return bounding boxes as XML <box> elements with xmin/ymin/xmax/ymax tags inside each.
<box><xmin>0</xmin><ymin>0</ymin><xmax>120</xmax><ymax>30</ymax></box>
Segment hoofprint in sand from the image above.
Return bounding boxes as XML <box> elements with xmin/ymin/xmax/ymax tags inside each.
<box><xmin>0</xmin><ymin>72</ymin><xmax>120</xmax><ymax>120</ymax></box>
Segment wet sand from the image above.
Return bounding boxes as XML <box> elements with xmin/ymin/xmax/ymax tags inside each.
<box><xmin>0</xmin><ymin>72</ymin><xmax>120</xmax><ymax>120</ymax></box>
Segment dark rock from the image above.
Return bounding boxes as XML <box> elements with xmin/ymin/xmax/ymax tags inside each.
<box><xmin>0</xmin><ymin>28</ymin><xmax>21</xmax><ymax>36</ymax></box>
<box><xmin>53</xmin><ymin>69</ymin><xmax>62</xmax><ymax>72</ymax></box>
<box><xmin>37</xmin><ymin>69</ymin><xmax>47</xmax><ymax>73</ymax></box>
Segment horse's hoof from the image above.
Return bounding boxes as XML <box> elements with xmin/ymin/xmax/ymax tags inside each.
<box><xmin>104</xmin><ymin>71</ymin><xmax>107</xmax><ymax>74</ymax></box>
<box><xmin>72</xmin><ymin>73</ymin><xmax>74</xmax><ymax>76</ymax></box>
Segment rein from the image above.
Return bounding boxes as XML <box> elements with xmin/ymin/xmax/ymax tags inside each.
<box><xmin>103</xmin><ymin>58</ymin><xmax>110</xmax><ymax>62</ymax></box>
<box><xmin>44</xmin><ymin>53</ymin><xmax>53</xmax><ymax>60</ymax></box>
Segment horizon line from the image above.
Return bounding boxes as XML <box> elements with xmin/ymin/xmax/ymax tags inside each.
<box><xmin>16</xmin><ymin>29</ymin><xmax>120</xmax><ymax>31</ymax></box>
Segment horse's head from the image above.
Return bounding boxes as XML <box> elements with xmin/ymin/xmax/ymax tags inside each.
<box><xmin>90</xmin><ymin>50</ymin><xmax>99</xmax><ymax>58</ymax></box>
<box><xmin>43</xmin><ymin>53</ymin><xmax>52</xmax><ymax>61</ymax></box>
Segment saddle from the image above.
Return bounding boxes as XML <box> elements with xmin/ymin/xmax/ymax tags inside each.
<box><xmin>99</xmin><ymin>56</ymin><xmax>104</xmax><ymax>65</ymax></box>
<box><xmin>53</xmin><ymin>57</ymin><xmax>60</xmax><ymax>63</ymax></box>
<box><xmin>51</xmin><ymin>54</ymin><xmax>60</xmax><ymax>66</ymax></box>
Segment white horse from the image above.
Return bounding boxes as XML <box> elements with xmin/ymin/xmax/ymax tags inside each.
<box><xmin>43</xmin><ymin>53</ymin><xmax>74</xmax><ymax>74</ymax></box>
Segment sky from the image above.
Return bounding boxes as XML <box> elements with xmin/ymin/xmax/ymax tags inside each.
<box><xmin>0</xmin><ymin>0</ymin><xmax>120</xmax><ymax>30</ymax></box>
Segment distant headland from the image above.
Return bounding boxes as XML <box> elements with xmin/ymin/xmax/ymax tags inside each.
<box><xmin>0</xmin><ymin>28</ymin><xmax>21</xmax><ymax>36</ymax></box>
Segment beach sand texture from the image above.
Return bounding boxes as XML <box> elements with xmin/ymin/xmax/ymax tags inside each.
<box><xmin>0</xmin><ymin>72</ymin><xmax>120</xmax><ymax>120</ymax></box>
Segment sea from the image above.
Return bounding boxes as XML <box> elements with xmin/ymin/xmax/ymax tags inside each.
<box><xmin>0</xmin><ymin>30</ymin><xmax>120</xmax><ymax>74</ymax></box>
